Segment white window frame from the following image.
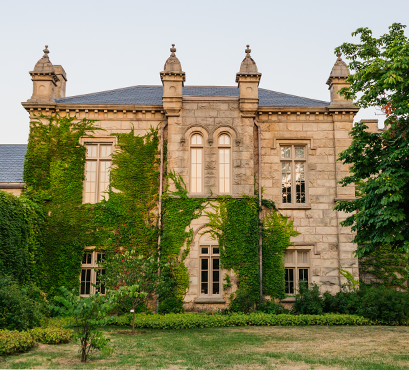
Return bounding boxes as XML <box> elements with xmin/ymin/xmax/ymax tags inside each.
<box><xmin>280</xmin><ymin>144</ymin><xmax>308</xmax><ymax>205</ymax></box>
<box><xmin>218</xmin><ymin>133</ymin><xmax>232</xmax><ymax>194</ymax></box>
<box><xmin>83</xmin><ymin>140</ymin><xmax>114</xmax><ymax>204</ymax></box>
<box><xmin>284</xmin><ymin>248</ymin><xmax>310</xmax><ymax>295</ymax></box>
<box><xmin>199</xmin><ymin>245</ymin><xmax>221</xmax><ymax>297</ymax></box>
<box><xmin>80</xmin><ymin>249</ymin><xmax>106</xmax><ymax>296</ymax></box>
<box><xmin>190</xmin><ymin>133</ymin><xmax>204</xmax><ymax>194</ymax></box>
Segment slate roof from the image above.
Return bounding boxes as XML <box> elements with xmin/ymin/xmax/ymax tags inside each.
<box><xmin>55</xmin><ymin>86</ymin><xmax>330</xmax><ymax>107</ymax></box>
<box><xmin>0</xmin><ymin>145</ymin><xmax>27</xmax><ymax>183</ymax></box>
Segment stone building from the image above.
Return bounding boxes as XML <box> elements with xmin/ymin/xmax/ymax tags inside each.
<box><xmin>18</xmin><ymin>44</ymin><xmax>381</xmax><ymax>306</ymax></box>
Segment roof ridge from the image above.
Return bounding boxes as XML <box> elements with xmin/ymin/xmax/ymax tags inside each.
<box><xmin>258</xmin><ymin>88</ymin><xmax>329</xmax><ymax>103</ymax></box>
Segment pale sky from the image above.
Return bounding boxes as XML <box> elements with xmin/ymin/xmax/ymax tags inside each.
<box><xmin>1</xmin><ymin>0</ymin><xmax>408</xmax><ymax>144</ymax></box>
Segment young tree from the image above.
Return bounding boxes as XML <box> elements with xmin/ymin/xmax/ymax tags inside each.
<box><xmin>102</xmin><ymin>250</ymin><xmax>158</xmax><ymax>334</ymax></box>
<box><xmin>53</xmin><ymin>287</ymin><xmax>114</xmax><ymax>362</ymax></box>
<box><xmin>334</xmin><ymin>23</ymin><xmax>409</xmax><ymax>257</ymax></box>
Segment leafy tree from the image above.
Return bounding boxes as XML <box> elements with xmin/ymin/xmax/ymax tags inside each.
<box><xmin>334</xmin><ymin>23</ymin><xmax>409</xmax><ymax>257</ymax></box>
<box><xmin>102</xmin><ymin>250</ymin><xmax>158</xmax><ymax>334</ymax></box>
<box><xmin>53</xmin><ymin>287</ymin><xmax>114</xmax><ymax>362</ymax></box>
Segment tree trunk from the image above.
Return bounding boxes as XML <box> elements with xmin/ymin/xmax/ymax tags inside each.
<box><xmin>132</xmin><ymin>310</ymin><xmax>135</xmax><ymax>335</ymax></box>
<box><xmin>81</xmin><ymin>340</ymin><xmax>87</xmax><ymax>362</ymax></box>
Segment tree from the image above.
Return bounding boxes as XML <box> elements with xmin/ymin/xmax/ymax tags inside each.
<box><xmin>334</xmin><ymin>23</ymin><xmax>409</xmax><ymax>257</ymax></box>
<box><xmin>53</xmin><ymin>287</ymin><xmax>114</xmax><ymax>362</ymax></box>
<box><xmin>102</xmin><ymin>249</ymin><xmax>158</xmax><ymax>334</ymax></box>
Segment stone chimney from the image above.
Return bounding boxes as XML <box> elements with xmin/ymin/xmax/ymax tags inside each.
<box><xmin>236</xmin><ymin>45</ymin><xmax>261</xmax><ymax>116</ymax></box>
<box><xmin>54</xmin><ymin>65</ymin><xmax>67</xmax><ymax>99</ymax></box>
<box><xmin>326</xmin><ymin>53</ymin><xmax>354</xmax><ymax>108</ymax></box>
<box><xmin>28</xmin><ymin>45</ymin><xmax>59</xmax><ymax>103</ymax></box>
<box><xmin>160</xmin><ymin>44</ymin><xmax>185</xmax><ymax>117</ymax></box>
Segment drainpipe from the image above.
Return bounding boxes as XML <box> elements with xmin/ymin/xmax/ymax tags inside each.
<box><xmin>157</xmin><ymin>120</ymin><xmax>168</xmax><ymax>312</ymax></box>
<box><xmin>254</xmin><ymin>118</ymin><xmax>263</xmax><ymax>300</ymax></box>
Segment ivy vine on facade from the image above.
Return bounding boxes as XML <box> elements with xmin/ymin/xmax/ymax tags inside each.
<box><xmin>1</xmin><ymin>43</ymin><xmax>404</xmax><ymax>311</ymax></box>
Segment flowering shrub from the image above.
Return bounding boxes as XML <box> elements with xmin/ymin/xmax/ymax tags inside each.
<box><xmin>29</xmin><ymin>327</ymin><xmax>73</xmax><ymax>344</ymax></box>
<box><xmin>0</xmin><ymin>330</ymin><xmax>36</xmax><ymax>356</ymax></box>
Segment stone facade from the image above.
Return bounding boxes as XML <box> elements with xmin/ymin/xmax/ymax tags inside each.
<box><xmin>20</xmin><ymin>45</ymin><xmax>383</xmax><ymax>306</ymax></box>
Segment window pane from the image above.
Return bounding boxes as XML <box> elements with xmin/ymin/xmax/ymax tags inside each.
<box><xmin>84</xmin><ymin>161</ymin><xmax>97</xmax><ymax>204</ymax></box>
<box><xmin>96</xmin><ymin>269</ymin><xmax>106</xmax><ymax>295</ymax></box>
<box><xmin>219</xmin><ymin>134</ymin><xmax>230</xmax><ymax>145</ymax></box>
<box><xmin>191</xmin><ymin>134</ymin><xmax>203</xmax><ymax>145</ymax></box>
<box><xmin>219</xmin><ymin>148</ymin><xmax>230</xmax><ymax>193</ymax></box>
<box><xmin>281</xmin><ymin>162</ymin><xmax>291</xmax><ymax>203</ymax></box>
<box><xmin>213</xmin><ymin>270</ymin><xmax>219</xmax><ymax>283</ymax></box>
<box><xmin>299</xmin><ymin>268</ymin><xmax>309</xmax><ymax>284</ymax></box>
<box><xmin>212</xmin><ymin>283</ymin><xmax>220</xmax><ymax>295</ymax></box>
<box><xmin>213</xmin><ymin>247</ymin><xmax>219</xmax><ymax>255</ymax></box>
<box><xmin>191</xmin><ymin>148</ymin><xmax>203</xmax><ymax>193</ymax></box>
<box><xmin>284</xmin><ymin>251</ymin><xmax>294</xmax><ymax>264</ymax></box>
<box><xmin>285</xmin><ymin>268</ymin><xmax>294</xmax><ymax>294</ymax></box>
<box><xmin>201</xmin><ymin>259</ymin><xmax>208</xmax><ymax>270</ymax></box>
<box><xmin>201</xmin><ymin>247</ymin><xmax>209</xmax><ymax>255</ymax></box>
<box><xmin>212</xmin><ymin>258</ymin><xmax>219</xmax><ymax>270</ymax></box>
<box><xmin>201</xmin><ymin>270</ymin><xmax>208</xmax><ymax>283</ymax></box>
<box><xmin>99</xmin><ymin>161</ymin><xmax>111</xmax><ymax>201</ymax></box>
<box><xmin>201</xmin><ymin>283</ymin><xmax>208</xmax><ymax>295</ymax></box>
<box><xmin>281</xmin><ymin>146</ymin><xmax>291</xmax><ymax>158</ymax></box>
<box><xmin>97</xmin><ymin>253</ymin><xmax>105</xmax><ymax>264</ymax></box>
<box><xmin>100</xmin><ymin>145</ymin><xmax>112</xmax><ymax>158</ymax></box>
<box><xmin>295</xmin><ymin>162</ymin><xmax>305</xmax><ymax>204</ymax></box>
<box><xmin>86</xmin><ymin>145</ymin><xmax>97</xmax><ymax>158</ymax></box>
<box><xmin>298</xmin><ymin>251</ymin><xmax>308</xmax><ymax>264</ymax></box>
<box><xmin>295</xmin><ymin>147</ymin><xmax>305</xmax><ymax>159</ymax></box>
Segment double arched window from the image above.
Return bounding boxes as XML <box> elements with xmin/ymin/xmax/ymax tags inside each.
<box><xmin>218</xmin><ymin>134</ymin><xmax>231</xmax><ymax>194</ymax></box>
<box><xmin>190</xmin><ymin>134</ymin><xmax>203</xmax><ymax>194</ymax></box>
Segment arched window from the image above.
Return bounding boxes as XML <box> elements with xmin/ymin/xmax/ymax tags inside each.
<box><xmin>218</xmin><ymin>134</ymin><xmax>231</xmax><ymax>194</ymax></box>
<box><xmin>190</xmin><ymin>134</ymin><xmax>203</xmax><ymax>194</ymax></box>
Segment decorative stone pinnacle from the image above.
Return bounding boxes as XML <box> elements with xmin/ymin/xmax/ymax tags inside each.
<box><xmin>170</xmin><ymin>44</ymin><xmax>176</xmax><ymax>56</ymax></box>
<box><xmin>337</xmin><ymin>52</ymin><xmax>342</xmax><ymax>60</ymax></box>
<box><xmin>245</xmin><ymin>45</ymin><xmax>251</xmax><ymax>57</ymax></box>
<box><xmin>43</xmin><ymin>45</ymin><xmax>49</xmax><ymax>57</ymax></box>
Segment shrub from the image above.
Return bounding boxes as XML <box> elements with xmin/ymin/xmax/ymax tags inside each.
<box><xmin>0</xmin><ymin>330</ymin><xmax>36</xmax><ymax>356</ymax></box>
<box><xmin>293</xmin><ymin>282</ymin><xmax>324</xmax><ymax>315</ymax></box>
<box><xmin>256</xmin><ymin>299</ymin><xmax>289</xmax><ymax>314</ymax></box>
<box><xmin>29</xmin><ymin>327</ymin><xmax>73</xmax><ymax>344</ymax></box>
<box><xmin>356</xmin><ymin>286</ymin><xmax>409</xmax><ymax>325</ymax></box>
<box><xmin>52</xmin><ymin>287</ymin><xmax>114</xmax><ymax>362</ymax></box>
<box><xmin>0</xmin><ymin>276</ymin><xmax>49</xmax><ymax>331</ymax></box>
<box><xmin>111</xmin><ymin>312</ymin><xmax>372</xmax><ymax>329</ymax></box>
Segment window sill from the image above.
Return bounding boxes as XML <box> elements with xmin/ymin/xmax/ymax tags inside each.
<box><xmin>281</xmin><ymin>296</ymin><xmax>296</xmax><ymax>303</ymax></box>
<box><xmin>278</xmin><ymin>204</ymin><xmax>311</xmax><ymax>210</ymax></box>
<box><xmin>194</xmin><ymin>297</ymin><xmax>226</xmax><ymax>304</ymax></box>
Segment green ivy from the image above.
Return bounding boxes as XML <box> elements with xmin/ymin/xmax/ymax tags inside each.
<box><xmin>158</xmin><ymin>172</ymin><xmax>208</xmax><ymax>313</ymax></box>
<box><xmin>359</xmin><ymin>244</ymin><xmax>408</xmax><ymax>288</ymax></box>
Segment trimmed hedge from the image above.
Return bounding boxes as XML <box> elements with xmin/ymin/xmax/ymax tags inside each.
<box><xmin>112</xmin><ymin>312</ymin><xmax>373</xmax><ymax>329</ymax></box>
<box><xmin>30</xmin><ymin>327</ymin><xmax>73</xmax><ymax>344</ymax></box>
<box><xmin>0</xmin><ymin>330</ymin><xmax>36</xmax><ymax>356</ymax></box>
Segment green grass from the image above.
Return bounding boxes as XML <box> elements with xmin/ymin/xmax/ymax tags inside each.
<box><xmin>2</xmin><ymin>326</ymin><xmax>409</xmax><ymax>369</ymax></box>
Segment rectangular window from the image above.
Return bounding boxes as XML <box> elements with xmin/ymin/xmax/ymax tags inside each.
<box><xmin>219</xmin><ymin>148</ymin><xmax>230</xmax><ymax>193</ymax></box>
<box><xmin>84</xmin><ymin>143</ymin><xmax>113</xmax><ymax>204</ymax></box>
<box><xmin>280</xmin><ymin>145</ymin><xmax>307</xmax><ymax>205</ymax></box>
<box><xmin>284</xmin><ymin>249</ymin><xmax>310</xmax><ymax>294</ymax></box>
<box><xmin>191</xmin><ymin>148</ymin><xmax>203</xmax><ymax>193</ymax></box>
<box><xmin>200</xmin><ymin>246</ymin><xmax>221</xmax><ymax>296</ymax></box>
<box><xmin>80</xmin><ymin>250</ymin><xmax>105</xmax><ymax>296</ymax></box>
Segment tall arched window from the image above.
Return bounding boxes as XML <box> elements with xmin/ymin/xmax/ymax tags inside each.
<box><xmin>190</xmin><ymin>134</ymin><xmax>203</xmax><ymax>194</ymax></box>
<box><xmin>218</xmin><ymin>134</ymin><xmax>231</xmax><ymax>194</ymax></box>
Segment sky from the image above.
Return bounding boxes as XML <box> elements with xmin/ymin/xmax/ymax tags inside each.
<box><xmin>1</xmin><ymin>0</ymin><xmax>408</xmax><ymax>144</ymax></box>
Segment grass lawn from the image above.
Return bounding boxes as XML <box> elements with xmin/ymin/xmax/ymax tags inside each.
<box><xmin>1</xmin><ymin>326</ymin><xmax>409</xmax><ymax>369</ymax></box>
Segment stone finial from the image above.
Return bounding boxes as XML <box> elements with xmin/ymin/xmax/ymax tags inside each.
<box><xmin>239</xmin><ymin>44</ymin><xmax>258</xmax><ymax>74</ymax></box>
<box><xmin>163</xmin><ymin>43</ymin><xmax>183</xmax><ymax>72</ymax></box>
<box><xmin>32</xmin><ymin>45</ymin><xmax>55</xmax><ymax>74</ymax></box>
<box><xmin>327</xmin><ymin>52</ymin><xmax>349</xmax><ymax>84</ymax></box>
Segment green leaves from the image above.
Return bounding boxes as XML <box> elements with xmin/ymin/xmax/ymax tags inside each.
<box><xmin>334</xmin><ymin>23</ymin><xmax>409</xmax><ymax>256</ymax></box>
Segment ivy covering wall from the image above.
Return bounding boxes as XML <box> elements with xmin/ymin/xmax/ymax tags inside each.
<box><xmin>7</xmin><ymin>113</ymin><xmax>386</xmax><ymax>311</ymax></box>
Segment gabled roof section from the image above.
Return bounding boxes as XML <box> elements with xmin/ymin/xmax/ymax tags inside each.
<box><xmin>0</xmin><ymin>145</ymin><xmax>27</xmax><ymax>183</ymax></box>
<box><xmin>54</xmin><ymin>85</ymin><xmax>330</xmax><ymax>107</ymax></box>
